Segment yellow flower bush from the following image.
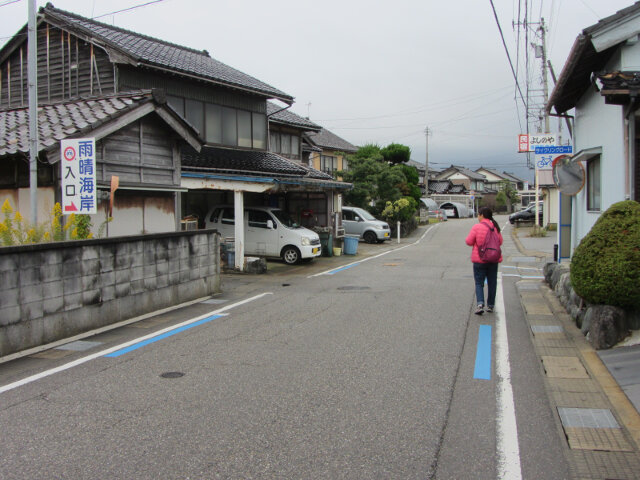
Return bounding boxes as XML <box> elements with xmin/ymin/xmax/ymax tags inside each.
<box><xmin>0</xmin><ymin>200</ymin><xmax>95</xmax><ymax>246</ymax></box>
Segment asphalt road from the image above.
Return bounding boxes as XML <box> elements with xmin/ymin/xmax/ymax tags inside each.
<box><xmin>0</xmin><ymin>217</ymin><xmax>570</xmax><ymax>479</ymax></box>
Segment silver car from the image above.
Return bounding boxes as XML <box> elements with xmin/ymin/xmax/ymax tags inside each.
<box><xmin>342</xmin><ymin>206</ymin><xmax>391</xmax><ymax>244</ymax></box>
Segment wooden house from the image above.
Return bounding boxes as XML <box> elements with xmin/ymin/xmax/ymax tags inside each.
<box><xmin>0</xmin><ymin>4</ymin><xmax>350</xmax><ymax>263</ymax></box>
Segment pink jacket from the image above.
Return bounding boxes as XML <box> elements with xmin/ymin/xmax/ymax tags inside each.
<box><xmin>465</xmin><ymin>219</ymin><xmax>503</xmax><ymax>263</ymax></box>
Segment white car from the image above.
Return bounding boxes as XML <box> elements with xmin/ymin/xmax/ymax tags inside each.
<box><xmin>205</xmin><ymin>206</ymin><xmax>321</xmax><ymax>264</ymax></box>
<box><xmin>342</xmin><ymin>206</ymin><xmax>391</xmax><ymax>244</ymax></box>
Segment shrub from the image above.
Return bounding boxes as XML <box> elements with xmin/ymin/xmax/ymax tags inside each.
<box><xmin>380</xmin><ymin>197</ymin><xmax>418</xmax><ymax>223</ymax></box>
<box><xmin>570</xmin><ymin>200</ymin><xmax>640</xmax><ymax>309</ymax></box>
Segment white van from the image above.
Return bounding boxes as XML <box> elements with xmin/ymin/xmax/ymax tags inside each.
<box><xmin>205</xmin><ymin>205</ymin><xmax>321</xmax><ymax>264</ymax></box>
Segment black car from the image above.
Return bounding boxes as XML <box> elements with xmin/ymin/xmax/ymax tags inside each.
<box><xmin>509</xmin><ymin>204</ymin><xmax>543</xmax><ymax>224</ymax></box>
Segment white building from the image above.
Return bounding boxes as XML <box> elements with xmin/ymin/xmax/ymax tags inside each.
<box><xmin>547</xmin><ymin>2</ymin><xmax>640</xmax><ymax>260</ymax></box>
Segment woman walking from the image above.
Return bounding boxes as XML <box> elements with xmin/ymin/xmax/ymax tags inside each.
<box><xmin>465</xmin><ymin>207</ymin><xmax>503</xmax><ymax>315</ymax></box>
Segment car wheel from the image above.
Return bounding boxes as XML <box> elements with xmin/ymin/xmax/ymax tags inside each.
<box><xmin>363</xmin><ymin>231</ymin><xmax>377</xmax><ymax>244</ymax></box>
<box><xmin>281</xmin><ymin>246</ymin><xmax>301</xmax><ymax>265</ymax></box>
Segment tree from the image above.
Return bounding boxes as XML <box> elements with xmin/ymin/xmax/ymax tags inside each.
<box><xmin>339</xmin><ymin>142</ymin><xmax>419</xmax><ymax>216</ymax></box>
<box><xmin>380</xmin><ymin>143</ymin><xmax>411</xmax><ymax>165</ymax></box>
<box><xmin>496</xmin><ymin>180</ymin><xmax>519</xmax><ymax>213</ymax></box>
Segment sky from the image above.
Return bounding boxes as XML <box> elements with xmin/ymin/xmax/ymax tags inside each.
<box><xmin>1</xmin><ymin>0</ymin><xmax>637</xmax><ymax>183</ymax></box>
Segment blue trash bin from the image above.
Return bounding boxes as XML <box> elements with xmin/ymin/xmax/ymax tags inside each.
<box><xmin>343</xmin><ymin>235</ymin><xmax>359</xmax><ymax>255</ymax></box>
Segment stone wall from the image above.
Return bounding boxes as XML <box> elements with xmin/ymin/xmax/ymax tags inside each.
<box><xmin>544</xmin><ymin>262</ymin><xmax>639</xmax><ymax>349</ymax></box>
<box><xmin>0</xmin><ymin>230</ymin><xmax>221</xmax><ymax>357</ymax></box>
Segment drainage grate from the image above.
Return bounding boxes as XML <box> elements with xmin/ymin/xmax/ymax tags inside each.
<box><xmin>531</xmin><ymin>325</ymin><xmax>564</xmax><ymax>333</ymax></box>
<box><xmin>557</xmin><ymin>407</ymin><xmax>633</xmax><ymax>452</ymax></box>
<box><xmin>160</xmin><ymin>372</ymin><xmax>185</xmax><ymax>379</ymax></box>
<box><xmin>558</xmin><ymin>407</ymin><xmax>619</xmax><ymax>428</ymax></box>
<box><xmin>337</xmin><ymin>286</ymin><xmax>370</xmax><ymax>291</ymax></box>
<box><xmin>55</xmin><ymin>340</ymin><xmax>103</xmax><ymax>351</ymax></box>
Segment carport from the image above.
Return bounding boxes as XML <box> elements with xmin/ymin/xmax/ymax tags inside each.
<box><xmin>180</xmin><ymin>146</ymin><xmax>350</xmax><ymax>270</ymax></box>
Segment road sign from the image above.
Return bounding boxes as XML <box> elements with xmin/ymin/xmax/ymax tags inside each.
<box><xmin>534</xmin><ymin>145</ymin><xmax>573</xmax><ymax>170</ymax></box>
<box><xmin>61</xmin><ymin>138</ymin><xmax>96</xmax><ymax>214</ymax></box>
<box><xmin>518</xmin><ymin>134</ymin><xmax>557</xmax><ymax>152</ymax></box>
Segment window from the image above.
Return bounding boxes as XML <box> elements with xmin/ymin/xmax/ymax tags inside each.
<box><xmin>169</xmin><ymin>96</ymin><xmax>267</xmax><ymax>149</ymax></box>
<box><xmin>221</xmin><ymin>107</ymin><xmax>237</xmax><ymax>146</ymax></box>
<box><xmin>321</xmin><ymin>155</ymin><xmax>338</xmax><ymax>173</ymax></box>
<box><xmin>248</xmin><ymin>210</ymin><xmax>274</xmax><ymax>229</ymax></box>
<box><xmin>252</xmin><ymin>113</ymin><xmax>267</xmax><ymax>149</ymax></box>
<box><xmin>167</xmin><ymin>95</ymin><xmax>185</xmax><ymax>116</ymax></box>
<box><xmin>221</xmin><ymin>208</ymin><xmax>235</xmax><ymax>225</ymax></box>
<box><xmin>270</xmin><ymin>131</ymin><xmax>280</xmax><ymax>153</ymax></box>
<box><xmin>185</xmin><ymin>99</ymin><xmax>204</xmax><ymax>134</ymax></box>
<box><xmin>587</xmin><ymin>155</ymin><xmax>601</xmax><ymax>211</ymax></box>
<box><xmin>342</xmin><ymin>157</ymin><xmax>348</xmax><ymax>171</ymax></box>
<box><xmin>205</xmin><ymin>104</ymin><xmax>222</xmax><ymax>144</ymax></box>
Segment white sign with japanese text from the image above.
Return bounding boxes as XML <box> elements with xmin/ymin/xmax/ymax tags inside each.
<box><xmin>61</xmin><ymin>138</ymin><xmax>97</xmax><ymax>214</ymax></box>
<box><xmin>534</xmin><ymin>145</ymin><xmax>573</xmax><ymax>170</ymax></box>
<box><xmin>518</xmin><ymin>134</ymin><xmax>557</xmax><ymax>152</ymax></box>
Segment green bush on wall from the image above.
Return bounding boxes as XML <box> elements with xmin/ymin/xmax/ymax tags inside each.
<box><xmin>570</xmin><ymin>200</ymin><xmax>640</xmax><ymax>309</ymax></box>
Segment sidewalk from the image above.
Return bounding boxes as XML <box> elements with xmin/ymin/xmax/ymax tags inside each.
<box><xmin>510</xmin><ymin>224</ymin><xmax>640</xmax><ymax>479</ymax></box>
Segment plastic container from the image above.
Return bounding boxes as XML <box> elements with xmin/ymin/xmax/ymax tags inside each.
<box><xmin>343</xmin><ymin>235</ymin><xmax>359</xmax><ymax>255</ymax></box>
<box><xmin>318</xmin><ymin>231</ymin><xmax>333</xmax><ymax>257</ymax></box>
<box><xmin>333</xmin><ymin>247</ymin><xmax>342</xmax><ymax>256</ymax></box>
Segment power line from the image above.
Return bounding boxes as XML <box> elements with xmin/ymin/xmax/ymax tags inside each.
<box><xmin>489</xmin><ymin>0</ymin><xmax>527</xmax><ymax>108</ymax></box>
<box><xmin>0</xmin><ymin>0</ymin><xmax>22</xmax><ymax>7</ymax></box>
<box><xmin>92</xmin><ymin>0</ymin><xmax>171</xmax><ymax>20</ymax></box>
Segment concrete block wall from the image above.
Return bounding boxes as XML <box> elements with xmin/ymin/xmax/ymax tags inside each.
<box><xmin>0</xmin><ymin>230</ymin><xmax>221</xmax><ymax>357</ymax></box>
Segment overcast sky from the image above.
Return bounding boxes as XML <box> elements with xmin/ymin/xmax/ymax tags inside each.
<box><xmin>1</xmin><ymin>0</ymin><xmax>636</xmax><ymax>182</ymax></box>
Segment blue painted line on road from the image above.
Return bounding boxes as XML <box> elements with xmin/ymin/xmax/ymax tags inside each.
<box><xmin>327</xmin><ymin>263</ymin><xmax>360</xmax><ymax>275</ymax></box>
<box><xmin>104</xmin><ymin>314</ymin><xmax>224</xmax><ymax>358</ymax></box>
<box><xmin>474</xmin><ymin>324</ymin><xmax>492</xmax><ymax>380</ymax></box>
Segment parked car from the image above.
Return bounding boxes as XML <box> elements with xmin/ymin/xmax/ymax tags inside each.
<box><xmin>430</xmin><ymin>209</ymin><xmax>448</xmax><ymax>221</ymax></box>
<box><xmin>509</xmin><ymin>203</ymin><xmax>543</xmax><ymax>224</ymax></box>
<box><xmin>205</xmin><ymin>205</ymin><xmax>321</xmax><ymax>264</ymax></box>
<box><xmin>342</xmin><ymin>206</ymin><xmax>391</xmax><ymax>244</ymax></box>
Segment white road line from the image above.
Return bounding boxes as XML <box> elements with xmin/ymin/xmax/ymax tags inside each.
<box><xmin>308</xmin><ymin>223</ymin><xmax>438</xmax><ymax>278</ymax></box>
<box><xmin>495</xmin><ymin>273</ymin><xmax>523</xmax><ymax>479</ymax></box>
<box><xmin>0</xmin><ymin>293</ymin><xmax>273</xmax><ymax>395</ymax></box>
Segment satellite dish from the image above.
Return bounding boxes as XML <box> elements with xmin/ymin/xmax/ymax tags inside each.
<box><xmin>552</xmin><ymin>154</ymin><xmax>585</xmax><ymax>195</ymax></box>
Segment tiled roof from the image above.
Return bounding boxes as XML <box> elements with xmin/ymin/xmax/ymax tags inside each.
<box><xmin>502</xmin><ymin>171</ymin><xmax>526</xmax><ymax>183</ymax></box>
<box><xmin>0</xmin><ymin>91</ymin><xmax>158</xmax><ymax>157</ymax></box>
<box><xmin>547</xmin><ymin>2</ymin><xmax>640</xmax><ymax>113</ymax></box>
<box><xmin>182</xmin><ymin>146</ymin><xmax>315</xmax><ymax>177</ymax></box>
<box><xmin>267</xmin><ymin>103</ymin><xmax>321</xmax><ymax>131</ymax></box>
<box><xmin>440</xmin><ymin>165</ymin><xmax>486</xmax><ymax>181</ymax></box>
<box><xmin>305</xmin><ymin>128</ymin><xmax>358</xmax><ymax>153</ymax></box>
<box><xmin>38</xmin><ymin>4</ymin><xmax>292</xmax><ymax>102</ymax></box>
<box><xmin>428</xmin><ymin>181</ymin><xmax>452</xmax><ymax>194</ymax></box>
<box><xmin>450</xmin><ymin>184</ymin><xmax>467</xmax><ymax>193</ymax></box>
<box><xmin>477</xmin><ymin>167</ymin><xmax>511</xmax><ymax>181</ymax></box>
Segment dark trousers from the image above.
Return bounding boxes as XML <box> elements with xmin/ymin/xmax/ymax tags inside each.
<box><xmin>473</xmin><ymin>262</ymin><xmax>498</xmax><ymax>307</ymax></box>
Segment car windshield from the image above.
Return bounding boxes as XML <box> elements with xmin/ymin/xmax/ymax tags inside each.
<box><xmin>271</xmin><ymin>209</ymin><xmax>300</xmax><ymax>228</ymax></box>
<box><xmin>356</xmin><ymin>209</ymin><xmax>376</xmax><ymax>221</ymax></box>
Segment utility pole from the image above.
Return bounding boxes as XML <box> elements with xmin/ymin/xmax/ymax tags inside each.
<box><xmin>534</xmin><ymin>18</ymin><xmax>548</xmax><ymax>228</ymax></box>
<box><xmin>424</xmin><ymin>126</ymin><xmax>431</xmax><ymax>195</ymax></box>
<box><xmin>28</xmin><ymin>0</ymin><xmax>39</xmax><ymax>224</ymax></box>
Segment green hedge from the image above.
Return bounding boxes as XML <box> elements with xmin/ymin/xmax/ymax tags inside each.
<box><xmin>571</xmin><ymin>200</ymin><xmax>640</xmax><ymax>309</ymax></box>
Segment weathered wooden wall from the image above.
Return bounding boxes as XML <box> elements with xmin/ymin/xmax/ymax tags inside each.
<box><xmin>0</xmin><ymin>23</ymin><xmax>115</xmax><ymax>108</ymax></box>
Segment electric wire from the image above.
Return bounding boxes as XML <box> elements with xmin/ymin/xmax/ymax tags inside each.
<box><xmin>489</xmin><ymin>0</ymin><xmax>527</xmax><ymax>109</ymax></box>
